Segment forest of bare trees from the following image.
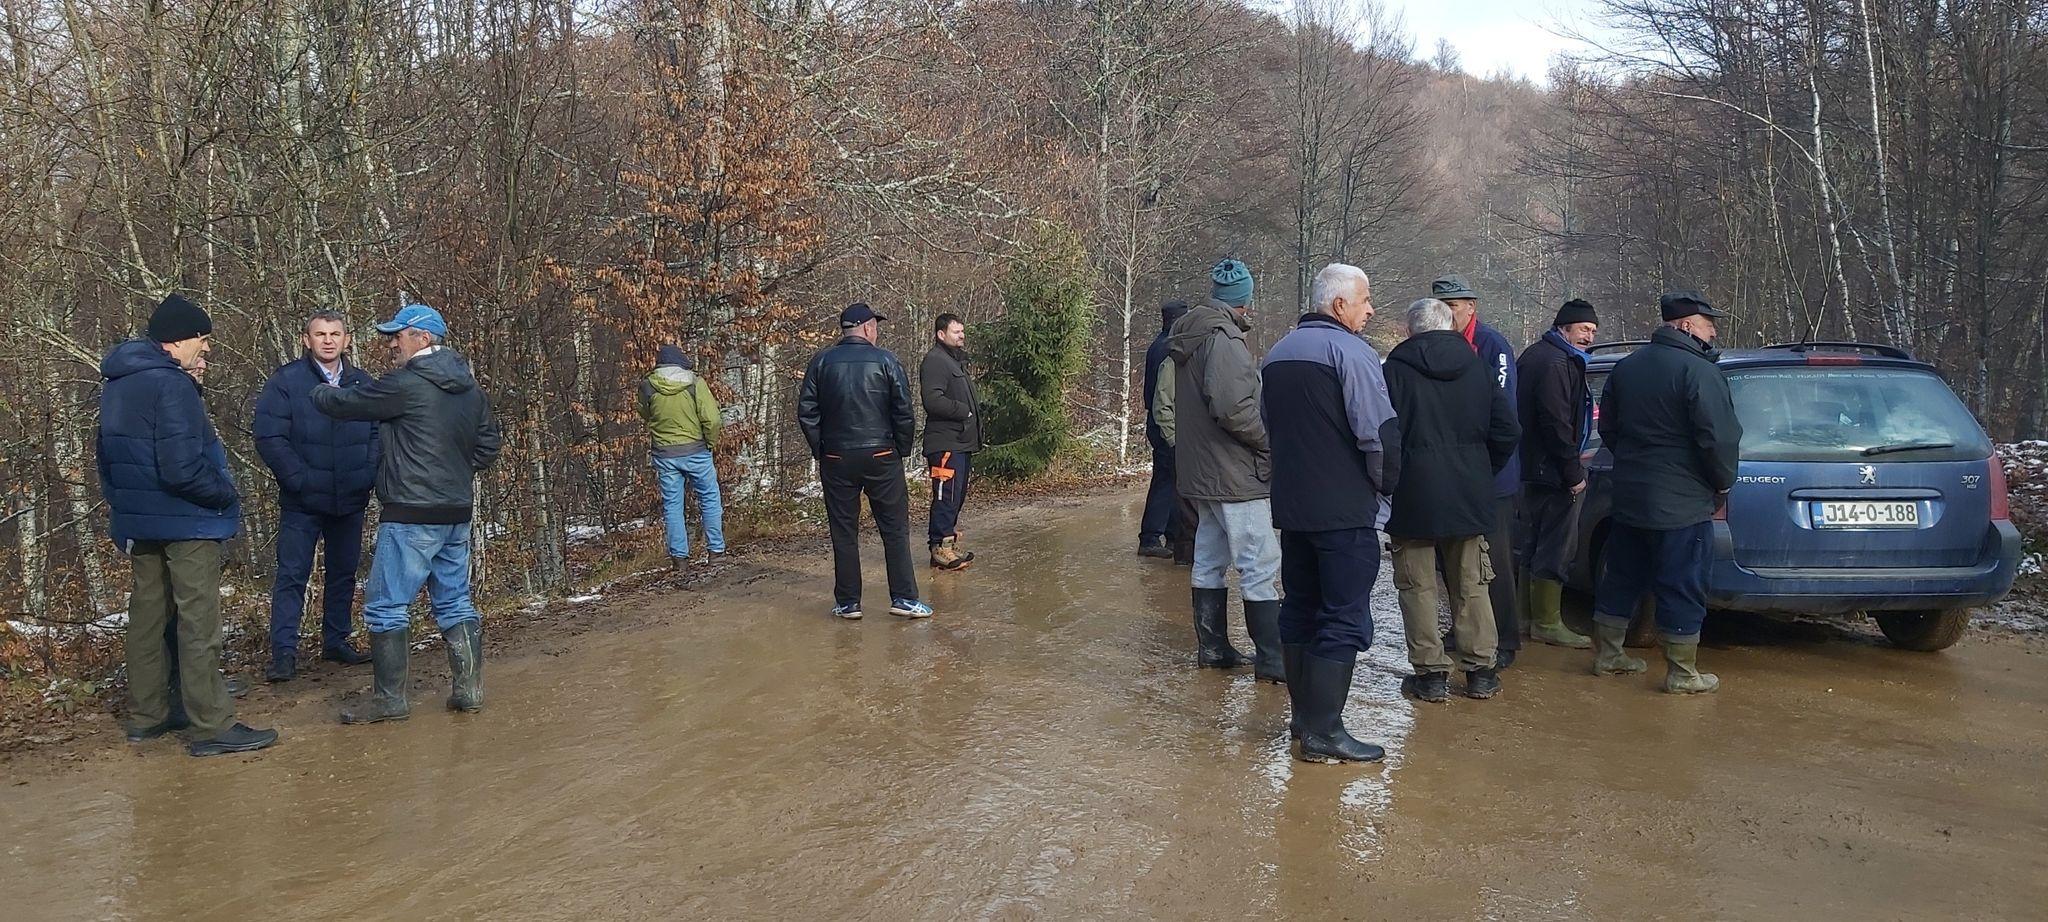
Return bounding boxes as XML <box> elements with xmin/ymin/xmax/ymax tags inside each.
<box><xmin>4</xmin><ymin>0</ymin><xmax>2044</xmax><ymax>686</ymax></box>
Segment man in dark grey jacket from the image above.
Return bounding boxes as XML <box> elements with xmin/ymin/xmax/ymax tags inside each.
<box><xmin>1168</xmin><ymin>258</ymin><xmax>1283</xmax><ymax>682</ymax></box>
<box><xmin>313</xmin><ymin>303</ymin><xmax>502</xmax><ymax>723</ymax></box>
<box><xmin>1589</xmin><ymin>291</ymin><xmax>1742</xmax><ymax>693</ymax></box>
<box><xmin>920</xmin><ymin>312</ymin><xmax>982</xmax><ymax>570</ymax></box>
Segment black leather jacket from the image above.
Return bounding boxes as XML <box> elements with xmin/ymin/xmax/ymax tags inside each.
<box><xmin>797</xmin><ymin>335</ymin><xmax>917</xmax><ymax>456</ymax></box>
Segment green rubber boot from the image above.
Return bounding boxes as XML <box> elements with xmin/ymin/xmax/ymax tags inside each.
<box><xmin>1590</xmin><ymin>620</ymin><xmax>1647</xmax><ymax>676</ymax></box>
<box><xmin>1527</xmin><ymin>579</ymin><xmax>1591</xmax><ymax>648</ymax></box>
<box><xmin>1660</xmin><ymin>639</ymin><xmax>1721</xmax><ymax>694</ymax></box>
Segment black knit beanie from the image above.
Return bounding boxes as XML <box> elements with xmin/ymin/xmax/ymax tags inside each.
<box><xmin>147</xmin><ymin>293</ymin><xmax>212</xmax><ymax>343</ymax></box>
<box><xmin>1552</xmin><ymin>298</ymin><xmax>1598</xmax><ymax>328</ymax></box>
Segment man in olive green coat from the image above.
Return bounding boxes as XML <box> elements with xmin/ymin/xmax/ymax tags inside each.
<box><xmin>640</xmin><ymin>345</ymin><xmax>724</xmax><ymax>572</ymax></box>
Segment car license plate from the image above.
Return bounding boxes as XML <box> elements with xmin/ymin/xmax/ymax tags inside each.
<box><xmin>1814</xmin><ymin>501</ymin><xmax>1919</xmax><ymax>528</ymax></box>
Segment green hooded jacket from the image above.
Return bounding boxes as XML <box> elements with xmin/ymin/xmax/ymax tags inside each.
<box><xmin>638</xmin><ymin>366</ymin><xmax>721</xmax><ymax>456</ymax></box>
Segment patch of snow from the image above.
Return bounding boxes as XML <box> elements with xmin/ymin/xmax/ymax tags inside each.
<box><xmin>564</xmin><ymin>518</ymin><xmax>652</xmax><ymax>544</ymax></box>
<box><xmin>2022</xmin><ymin>553</ymin><xmax>2044</xmax><ymax>577</ymax></box>
<box><xmin>793</xmin><ymin>482</ymin><xmax>823</xmax><ymax>500</ymax></box>
<box><xmin>566</xmin><ymin>594</ymin><xmax>603</xmax><ymax>604</ymax></box>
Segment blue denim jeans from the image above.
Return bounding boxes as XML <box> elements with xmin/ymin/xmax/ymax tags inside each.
<box><xmin>362</xmin><ymin>522</ymin><xmax>480</xmax><ymax>634</ymax></box>
<box><xmin>654</xmin><ymin>451</ymin><xmax>725</xmax><ymax>558</ymax></box>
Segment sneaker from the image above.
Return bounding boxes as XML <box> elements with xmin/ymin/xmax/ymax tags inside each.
<box><xmin>321</xmin><ymin>643</ymin><xmax>372</xmax><ymax>666</ymax></box>
<box><xmin>888</xmin><ymin>598</ymin><xmax>934</xmax><ymax>619</ymax></box>
<box><xmin>1463</xmin><ymin>667</ymin><xmax>1502</xmax><ymax>700</ymax></box>
<box><xmin>186</xmin><ymin>722</ymin><xmax>280</xmax><ymax>757</ymax></box>
<box><xmin>1401</xmin><ymin>671</ymin><xmax>1451</xmax><ymax>703</ymax></box>
<box><xmin>125</xmin><ymin>714</ymin><xmax>190</xmax><ymax>743</ymax></box>
<box><xmin>1137</xmin><ymin>540</ymin><xmax>1173</xmax><ymax>559</ymax></box>
<box><xmin>831</xmin><ymin>603</ymin><xmax>863</xmax><ymax>621</ymax></box>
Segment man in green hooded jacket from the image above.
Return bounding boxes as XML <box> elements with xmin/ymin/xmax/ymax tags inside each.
<box><xmin>640</xmin><ymin>345</ymin><xmax>725</xmax><ymax>573</ymax></box>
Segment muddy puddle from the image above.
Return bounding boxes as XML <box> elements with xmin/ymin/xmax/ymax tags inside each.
<box><xmin>4</xmin><ymin>490</ymin><xmax>2045</xmax><ymax>919</ymax></box>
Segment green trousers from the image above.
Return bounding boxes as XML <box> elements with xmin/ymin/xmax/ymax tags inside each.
<box><xmin>125</xmin><ymin>539</ymin><xmax>233</xmax><ymax>737</ymax></box>
<box><xmin>1391</xmin><ymin>534</ymin><xmax>1498</xmax><ymax>673</ymax></box>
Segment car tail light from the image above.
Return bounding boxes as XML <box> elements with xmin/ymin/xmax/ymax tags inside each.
<box><xmin>1804</xmin><ymin>353</ymin><xmax>1862</xmax><ymax>366</ymax></box>
<box><xmin>1714</xmin><ymin>494</ymin><xmax>1729</xmax><ymax>520</ymax></box>
<box><xmin>1988</xmin><ymin>452</ymin><xmax>2011</xmax><ymax>521</ymax></box>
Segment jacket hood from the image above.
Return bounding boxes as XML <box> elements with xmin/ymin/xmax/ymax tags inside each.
<box><xmin>648</xmin><ymin>366</ymin><xmax>699</xmax><ymax>395</ymax></box>
<box><xmin>1388</xmin><ymin>330</ymin><xmax>1479</xmax><ymax>382</ymax></box>
<box><xmin>1649</xmin><ymin>324</ymin><xmax>1718</xmax><ymax>361</ymax></box>
<box><xmin>408</xmin><ymin>347</ymin><xmax>478</xmax><ymax>394</ymax></box>
<box><xmin>101</xmin><ymin>338</ymin><xmax>183</xmax><ymax>380</ymax></box>
<box><xmin>1167</xmin><ymin>300</ymin><xmax>1244</xmax><ymax>362</ymax></box>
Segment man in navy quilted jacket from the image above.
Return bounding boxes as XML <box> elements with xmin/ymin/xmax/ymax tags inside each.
<box><xmin>254</xmin><ymin>310</ymin><xmax>381</xmax><ymax>682</ymax></box>
<box><xmin>97</xmin><ymin>293</ymin><xmax>278</xmax><ymax>757</ymax></box>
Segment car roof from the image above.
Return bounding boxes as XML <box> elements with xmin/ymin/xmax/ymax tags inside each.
<box><xmin>1584</xmin><ymin>340</ymin><xmax>1937</xmax><ymax>373</ymax></box>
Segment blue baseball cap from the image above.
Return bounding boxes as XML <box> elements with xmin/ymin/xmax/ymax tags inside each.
<box><xmin>374</xmin><ymin>303</ymin><xmax>449</xmax><ymax>337</ymax></box>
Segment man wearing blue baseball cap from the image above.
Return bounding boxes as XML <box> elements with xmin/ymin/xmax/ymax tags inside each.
<box><xmin>312</xmin><ymin>302</ymin><xmax>502</xmax><ymax>723</ymax></box>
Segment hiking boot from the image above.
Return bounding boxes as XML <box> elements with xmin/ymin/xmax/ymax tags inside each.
<box><xmin>671</xmin><ymin>556</ymin><xmax>691</xmax><ymax>576</ymax></box>
<box><xmin>187</xmin><ymin>722</ymin><xmax>279</xmax><ymax>757</ymax></box>
<box><xmin>443</xmin><ymin>620</ymin><xmax>484</xmax><ymax>712</ymax></box>
<box><xmin>1137</xmin><ymin>537</ymin><xmax>1173</xmax><ymax>559</ymax></box>
<box><xmin>321</xmin><ymin>642</ymin><xmax>372</xmax><ymax>666</ymax></box>
<box><xmin>930</xmin><ymin>538</ymin><xmax>972</xmax><ymax>571</ymax></box>
<box><xmin>340</xmin><ymin>628</ymin><xmax>412</xmax><ymax>725</ymax></box>
<box><xmin>1660</xmin><ymin>639</ymin><xmax>1721</xmax><ymax>694</ymax></box>
<box><xmin>1244</xmin><ymin>599</ymin><xmax>1285</xmax><ymax>684</ymax></box>
<box><xmin>1401</xmin><ymin>671</ymin><xmax>1451</xmax><ymax>704</ymax></box>
<box><xmin>1296</xmin><ymin>653</ymin><xmax>1385</xmax><ymax>764</ymax></box>
<box><xmin>1528</xmin><ymin>579</ymin><xmax>1592</xmax><ymax>648</ymax></box>
<box><xmin>831</xmin><ymin>603</ymin><xmax>863</xmax><ymax>621</ymax></box>
<box><xmin>125</xmin><ymin>714</ymin><xmax>190</xmax><ymax>743</ymax></box>
<box><xmin>1494</xmin><ymin>648</ymin><xmax>1517</xmax><ymax>671</ymax></box>
<box><xmin>1283</xmin><ymin>642</ymin><xmax>1308</xmax><ymax>740</ymax></box>
<box><xmin>265</xmin><ymin>650</ymin><xmax>298</xmax><ymax>683</ymax></box>
<box><xmin>889</xmin><ymin>598</ymin><xmax>934</xmax><ymax>619</ymax></box>
<box><xmin>1591</xmin><ymin>619</ymin><xmax>1648</xmax><ymax>676</ymax></box>
<box><xmin>223</xmin><ymin>672</ymin><xmax>249</xmax><ymax>698</ymax></box>
<box><xmin>1191</xmin><ymin>588</ymin><xmax>1250</xmax><ymax>668</ymax></box>
<box><xmin>1463</xmin><ymin>667</ymin><xmax>1502</xmax><ymax>699</ymax></box>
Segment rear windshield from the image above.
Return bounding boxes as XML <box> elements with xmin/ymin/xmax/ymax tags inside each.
<box><xmin>1728</xmin><ymin>366</ymin><xmax>1992</xmax><ymax>462</ymax></box>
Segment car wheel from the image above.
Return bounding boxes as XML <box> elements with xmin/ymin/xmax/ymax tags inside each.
<box><xmin>1874</xmin><ymin>608</ymin><xmax>1972</xmax><ymax>652</ymax></box>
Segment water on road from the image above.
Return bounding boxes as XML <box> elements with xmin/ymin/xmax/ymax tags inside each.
<box><xmin>5</xmin><ymin>490</ymin><xmax>2045</xmax><ymax>919</ymax></box>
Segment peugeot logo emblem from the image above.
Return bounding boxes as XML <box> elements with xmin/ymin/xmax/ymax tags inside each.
<box><xmin>1859</xmin><ymin>464</ymin><xmax>1878</xmax><ymax>485</ymax></box>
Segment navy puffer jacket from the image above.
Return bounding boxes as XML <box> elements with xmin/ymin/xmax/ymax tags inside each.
<box><xmin>95</xmin><ymin>339</ymin><xmax>241</xmax><ymax>545</ymax></box>
<box><xmin>254</xmin><ymin>354</ymin><xmax>379</xmax><ymax>515</ymax></box>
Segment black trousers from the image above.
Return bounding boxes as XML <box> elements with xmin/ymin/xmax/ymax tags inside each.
<box><xmin>821</xmin><ymin>449</ymin><xmax>919</xmax><ymax>607</ymax></box>
<box><xmin>1279</xmin><ymin>527</ymin><xmax>1381</xmax><ymax>661</ymax></box>
<box><xmin>926</xmin><ymin>450</ymin><xmax>971</xmax><ymax>547</ymax></box>
<box><xmin>1516</xmin><ymin>485</ymin><xmax>1584</xmax><ymax>583</ymax></box>
<box><xmin>1488</xmin><ymin>495</ymin><xmax>1522</xmax><ymax>652</ymax></box>
<box><xmin>1139</xmin><ymin>437</ymin><xmax>1184</xmax><ymax>543</ymax></box>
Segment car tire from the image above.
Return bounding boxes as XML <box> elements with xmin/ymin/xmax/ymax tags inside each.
<box><xmin>1874</xmin><ymin>608</ymin><xmax>1972</xmax><ymax>652</ymax></box>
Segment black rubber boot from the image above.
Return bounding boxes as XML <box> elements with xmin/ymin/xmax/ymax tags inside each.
<box><xmin>1401</xmin><ymin>671</ymin><xmax>1450</xmax><ymax>704</ymax></box>
<box><xmin>1296</xmin><ymin>653</ymin><xmax>1386</xmax><ymax>764</ymax></box>
<box><xmin>1463</xmin><ymin>667</ymin><xmax>1502</xmax><ymax>700</ymax></box>
<box><xmin>1192</xmin><ymin>588</ymin><xmax>1251</xmax><ymax>668</ymax></box>
<box><xmin>1282</xmin><ymin>642</ymin><xmax>1308</xmax><ymax>740</ymax></box>
<box><xmin>340</xmin><ymin>628</ymin><xmax>412</xmax><ymax>725</ymax></box>
<box><xmin>187</xmin><ymin>722</ymin><xmax>279</xmax><ymax>757</ymax></box>
<box><xmin>1244</xmin><ymin>600</ymin><xmax>1285</xmax><ymax>684</ymax></box>
<box><xmin>444</xmin><ymin>621</ymin><xmax>483</xmax><ymax>712</ymax></box>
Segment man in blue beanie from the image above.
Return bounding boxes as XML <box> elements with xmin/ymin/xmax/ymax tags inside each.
<box><xmin>1164</xmin><ymin>258</ymin><xmax>1285</xmax><ymax>682</ymax></box>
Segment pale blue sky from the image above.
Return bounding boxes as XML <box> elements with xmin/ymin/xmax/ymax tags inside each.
<box><xmin>1391</xmin><ymin>0</ymin><xmax>1613</xmax><ymax>83</ymax></box>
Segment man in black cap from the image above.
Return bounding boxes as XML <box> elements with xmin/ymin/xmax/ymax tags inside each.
<box><xmin>797</xmin><ymin>303</ymin><xmax>930</xmax><ymax>620</ymax></box>
<box><xmin>97</xmin><ymin>293</ymin><xmax>278</xmax><ymax>756</ymax></box>
<box><xmin>1138</xmin><ymin>300</ymin><xmax>1190</xmax><ymax>557</ymax></box>
<box><xmin>1515</xmin><ymin>298</ymin><xmax>1601</xmax><ymax>650</ymax></box>
<box><xmin>1588</xmin><ymin>290</ymin><xmax>1741</xmax><ymax>693</ymax></box>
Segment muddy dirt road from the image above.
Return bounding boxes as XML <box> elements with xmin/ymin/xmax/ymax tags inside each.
<box><xmin>5</xmin><ymin>489</ymin><xmax>2046</xmax><ymax>920</ymax></box>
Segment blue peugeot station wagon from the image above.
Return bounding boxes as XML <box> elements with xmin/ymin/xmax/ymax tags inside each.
<box><xmin>1566</xmin><ymin>341</ymin><xmax>2022</xmax><ymax>651</ymax></box>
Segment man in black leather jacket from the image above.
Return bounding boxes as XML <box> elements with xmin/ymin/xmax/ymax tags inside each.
<box><xmin>796</xmin><ymin>303</ymin><xmax>929</xmax><ymax>620</ymax></box>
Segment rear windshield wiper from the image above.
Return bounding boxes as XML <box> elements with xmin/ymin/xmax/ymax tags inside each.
<box><xmin>1861</xmin><ymin>441</ymin><xmax>1955</xmax><ymax>456</ymax></box>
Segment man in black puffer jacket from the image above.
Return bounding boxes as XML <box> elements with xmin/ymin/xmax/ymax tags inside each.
<box><xmin>1384</xmin><ymin>298</ymin><xmax>1520</xmax><ymax>703</ymax></box>
<box><xmin>797</xmin><ymin>303</ymin><xmax>928</xmax><ymax>621</ymax></box>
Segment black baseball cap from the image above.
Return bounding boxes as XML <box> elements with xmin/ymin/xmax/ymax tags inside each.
<box><xmin>839</xmin><ymin>302</ymin><xmax>887</xmax><ymax>327</ymax></box>
<box><xmin>1659</xmin><ymin>290</ymin><xmax>1728</xmax><ymax>321</ymax></box>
